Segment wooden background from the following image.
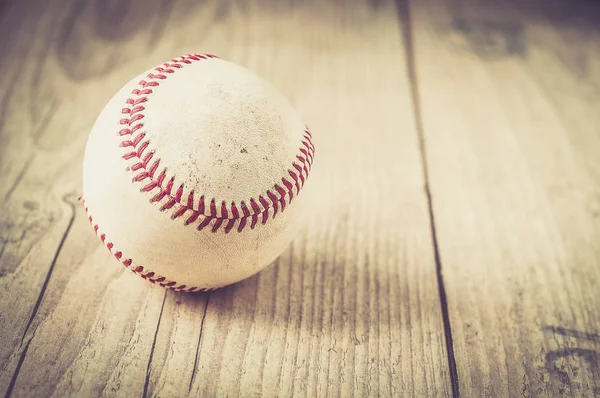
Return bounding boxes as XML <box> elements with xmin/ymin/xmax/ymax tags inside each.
<box><xmin>1</xmin><ymin>0</ymin><xmax>599</xmax><ymax>396</ymax></box>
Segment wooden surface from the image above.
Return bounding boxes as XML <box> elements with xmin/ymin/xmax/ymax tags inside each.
<box><xmin>0</xmin><ymin>0</ymin><xmax>599</xmax><ymax>397</ymax></box>
<box><xmin>410</xmin><ymin>1</ymin><xmax>600</xmax><ymax>396</ymax></box>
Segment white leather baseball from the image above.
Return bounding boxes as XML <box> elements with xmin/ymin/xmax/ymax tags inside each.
<box><xmin>82</xmin><ymin>53</ymin><xmax>315</xmax><ymax>292</ymax></box>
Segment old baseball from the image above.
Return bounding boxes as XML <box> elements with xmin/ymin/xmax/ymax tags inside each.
<box><xmin>82</xmin><ymin>53</ymin><xmax>315</xmax><ymax>292</ymax></box>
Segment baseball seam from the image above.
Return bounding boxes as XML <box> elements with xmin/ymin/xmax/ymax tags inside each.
<box><xmin>84</xmin><ymin>200</ymin><xmax>213</xmax><ymax>292</ymax></box>
<box><xmin>85</xmin><ymin>53</ymin><xmax>315</xmax><ymax>291</ymax></box>
<box><xmin>118</xmin><ymin>53</ymin><xmax>315</xmax><ymax>233</ymax></box>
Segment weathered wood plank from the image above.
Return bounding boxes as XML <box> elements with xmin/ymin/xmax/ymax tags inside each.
<box><xmin>1</xmin><ymin>0</ymin><xmax>451</xmax><ymax>396</ymax></box>
<box><xmin>146</xmin><ymin>0</ymin><xmax>450</xmax><ymax>394</ymax></box>
<box><xmin>147</xmin><ymin>0</ymin><xmax>450</xmax><ymax>395</ymax></box>
<box><xmin>411</xmin><ymin>1</ymin><xmax>600</xmax><ymax>396</ymax></box>
<box><xmin>0</xmin><ymin>1</ymin><xmax>220</xmax><ymax>395</ymax></box>
<box><xmin>0</xmin><ymin>1</ymin><xmax>128</xmax><ymax>393</ymax></box>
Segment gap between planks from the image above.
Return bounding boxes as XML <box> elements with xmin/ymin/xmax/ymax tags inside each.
<box><xmin>394</xmin><ymin>1</ymin><xmax>460</xmax><ymax>397</ymax></box>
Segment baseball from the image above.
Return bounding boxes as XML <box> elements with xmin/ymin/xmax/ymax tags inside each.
<box><xmin>82</xmin><ymin>53</ymin><xmax>315</xmax><ymax>292</ymax></box>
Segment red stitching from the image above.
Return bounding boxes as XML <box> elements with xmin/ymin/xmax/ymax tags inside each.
<box><xmin>117</xmin><ymin>53</ymin><xmax>315</xmax><ymax>233</ymax></box>
<box><xmin>83</xmin><ymin>200</ymin><xmax>213</xmax><ymax>292</ymax></box>
<box><xmin>83</xmin><ymin>53</ymin><xmax>314</xmax><ymax>290</ymax></box>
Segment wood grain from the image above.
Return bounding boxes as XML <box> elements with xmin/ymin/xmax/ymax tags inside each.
<box><xmin>410</xmin><ymin>1</ymin><xmax>600</xmax><ymax>396</ymax></box>
<box><xmin>0</xmin><ymin>0</ymin><xmax>450</xmax><ymax>396</ymax></box>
